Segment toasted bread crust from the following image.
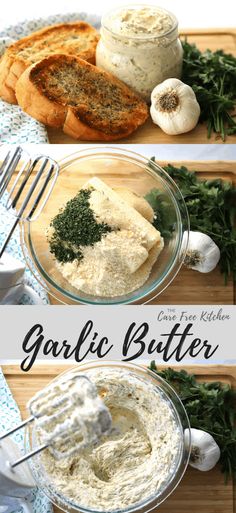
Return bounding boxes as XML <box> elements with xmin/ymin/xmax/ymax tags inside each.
<box><xmin>63</xmin><ymin>108</ymin><xmax>137</xmax><ymax>141</ymax></box>
<box><xmin>0</xmin><ymin>55</ymin><xmax>17</xmax><ymax>103</ymax></box>
<box><xmin>15</xmin><ymin>54</ymin><xmax>148</xmax><ymax>141</ymax></box>
<box><xmin>15</xmin><ymin>66</ymin><xmax>67</xmax><ymax>127</ymax></box>
<box><xmin>0</xmin><ymin>22</ymin><xmax>99</xmax><ymax>104</ymax></box>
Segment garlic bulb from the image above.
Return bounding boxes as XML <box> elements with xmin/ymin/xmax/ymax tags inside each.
<box><xmin>183</xmin><ymin>231</ymin><xmax>220</xmax><ymax>273</ymax></box>
<box><xmin>185</xmin><ymin>428</ymin><xmax>220</xmax><ymax>471</ymax></box>
<box><xmin>150</xmin><ymin>78</ymin><xmax>200</xmax><ymax>135</ymax></box>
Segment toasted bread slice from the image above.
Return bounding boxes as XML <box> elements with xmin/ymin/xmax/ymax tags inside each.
<box><xmin>15</xmin><ymin>54</ymin><xmax>148</xmax><ymax>140</ymax></box>
<box><xmin>0</xmin><ymin>22</ymin><xmax>99</xmax><ymax>104</ymax></box>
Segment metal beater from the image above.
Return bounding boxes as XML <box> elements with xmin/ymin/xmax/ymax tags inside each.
<box><xmin>0</xmin><ymin>373</ymin><xmax>112</xmax><ymax>467</ymax></box>
<box><xmin>0</xmin><ymin>145</ymin><xmax>59</xmax><ymax>258</ymax></box>
<box><xmin>0</xmin><ymin>373</ymin><xmax>111</xmax><ymax>509</ymax></box>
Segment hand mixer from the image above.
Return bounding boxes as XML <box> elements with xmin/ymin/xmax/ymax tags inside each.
<box><xmin>0</xmin><ymin>373</ymin><xmax>112</xmax><ymax>511</ymax></box>
<box><xmin>0</xmin><ymin>145</ymin><xmax>59</xmax><ymax>259</ymax></box>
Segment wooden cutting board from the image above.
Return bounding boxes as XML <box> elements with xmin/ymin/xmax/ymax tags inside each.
<box><xmin>4</xmin><ymin>158</ymin><xmax>235</xmax><ymax>304</ymax></box>
<box><xmin>47</xmin><ymin>28</ymin><xmax>236</xmax><ymax>145</ymax></box>
<box><xmin>43</xmin><ymin>160</ymin><xmax>235</xmax><ymax>305</ymax></box>
<box><xmin>2</xmin><ymin>363</ymin><xmax>235</xmax><ymax>513</ymax></box>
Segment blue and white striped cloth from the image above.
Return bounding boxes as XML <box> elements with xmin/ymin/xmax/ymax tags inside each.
<box><xmin>0</xmin><ymin>367</ymin><xmax>52</xmax><ymax>513</ymax></box>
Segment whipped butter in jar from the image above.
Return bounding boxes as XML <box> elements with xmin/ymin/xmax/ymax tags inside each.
<box><xmin>96</xmin><ymin>5</ymin><xmax>183</xmax><ymax>101</ymax></box>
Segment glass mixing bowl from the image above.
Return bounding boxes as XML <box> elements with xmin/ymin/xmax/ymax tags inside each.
<box><xmin>20</xmin><ymin>147</ymin><xmax>189</xmax><ymax>304</ymax></box>
<box><xmin>25</xmin><ymin>362</ymin><xmax>191</xmax><ymax>513</ymax></box>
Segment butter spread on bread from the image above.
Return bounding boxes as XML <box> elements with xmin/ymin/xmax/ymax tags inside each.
<box><xmin>15</xmin><ymin>54</ymin><xmax>148</xmax><ymax>140</ymax></box>
<box><xmin>0</xmin><ymin>22</ymin><xmax>99</xmax><ymax>104</ymax></box>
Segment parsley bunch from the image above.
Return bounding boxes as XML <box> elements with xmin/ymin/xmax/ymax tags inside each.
<box><xmin>144</xmin><ymin>189</ymin><xmax>175</xmax><ymax>240</ymax></box>
<box><xmin>149</xmin><ymin>362</ymin><xmax>236</xmax><ymax>481</ymax></box>
<box><xmin>146</xmin><ymin>161</ymin><xmax>236</xmax><ymax>283</ymax></box>
<box><xmin>182</xmin><ymin>40</ymin><xmax>236</xmax><ymax>140</ymax></box>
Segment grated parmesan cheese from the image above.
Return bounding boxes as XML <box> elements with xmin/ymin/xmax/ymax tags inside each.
<box><xmin>57</xmin><ymin>230</ymin><xmax>164</xmax><ymax>297</ymax></box>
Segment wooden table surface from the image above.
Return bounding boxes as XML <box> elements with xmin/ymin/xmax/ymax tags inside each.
<box><xmin>2</xmin><ymin>363</ymin><xmax>235</xmax><ymax>513</ymax></box>
<box><xmin>47</xmin><ymin>28</ymin><xmax>236</xmax><ymax>145</ymax></box>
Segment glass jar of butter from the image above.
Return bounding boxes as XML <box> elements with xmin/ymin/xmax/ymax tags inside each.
<box><xmin>96</xmin><ymin>5</ymin><xmax>183</xmax><ymax>101</ymax></box>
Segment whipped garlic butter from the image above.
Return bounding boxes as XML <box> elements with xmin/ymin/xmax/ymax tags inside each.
<box><xmin>40</xmin><ymin>367</ymin><xmax>181</xmax><ymax>511</ymax></box>
<box><xmin>96</xmin><ymin>5</ymin><xmax>183</xmax><ymax>100</ymax></box>
<box><xmin>31</xmin><ymin>374</ymin><xmax>112</xmax><ymax>459</ymax></box>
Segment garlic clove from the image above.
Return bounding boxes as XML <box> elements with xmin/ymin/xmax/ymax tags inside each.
<box><xmin>183</xmin><ymin>231</ymin><xmax>220</xmax><ymax>273</ymax></box>
<box><xmin>184</xmin><ymin>428</ymin><xmax>220</xmax><ymax>472</ymax></box>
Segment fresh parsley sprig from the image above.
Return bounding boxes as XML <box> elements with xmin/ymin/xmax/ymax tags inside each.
<box><xmin>149</xmin><ymin>362</ymin><xmax>236</xmax><ymax>481</ymax></box>
<box><xmin>144</xmin><ymin>189</ymin><xmax>175</xmax><ymax>240</ymax></box>
<box><xmin>182</xmin><ymin>40</ymin><xmax>236</xmax><ymax>140</ymax></box>
<box><xmin>146</xmin><ymin>161</ymin><xmax>236</xmax><ymax>283</ymax></box>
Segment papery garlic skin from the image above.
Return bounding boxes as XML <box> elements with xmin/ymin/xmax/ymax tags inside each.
<box><xmin>183</xmin><ymin>231</ymin><xmax>220</xmax><ymax>273</ymax></box>
<box><xmin>150</xmin><ymin>78</ymin><xmax>200</xmax><ymax>135</ymax></box>
<box><xmin>184</xmin><ymin>428</ymin><xmax>220</xmax><ymax>471</ymax></box>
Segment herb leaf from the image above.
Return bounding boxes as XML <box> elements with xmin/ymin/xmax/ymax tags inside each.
<box><xmin>149</xmin><ymin>362</ymin><xmax>236</xmax><ymax>481</ymax></box>
<box><xmin>144</xmin><ymin>189</ymin><xmax>175</xmax><ymax>240</ymax></box>
<box><xmin>182</xmin><ymin>40</ymin><xmax>236</xmax><ymax>140</ymax></box>
<box><xmin>146</xmin><ymin>160</ymin><xmax>236</xmax><ymax>283</ymax></box>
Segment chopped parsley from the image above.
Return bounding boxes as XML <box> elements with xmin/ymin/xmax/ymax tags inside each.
<box><xmin>48</xmin><ymin>188</ymin><xmax>113</xmax><ymax>263</ymax></box>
